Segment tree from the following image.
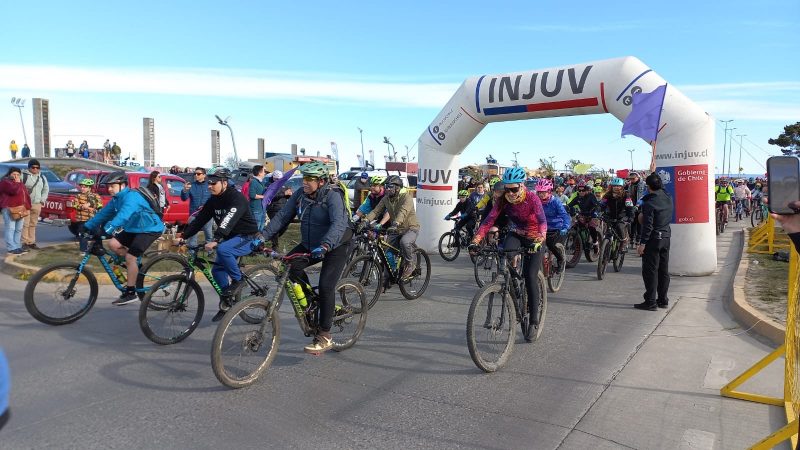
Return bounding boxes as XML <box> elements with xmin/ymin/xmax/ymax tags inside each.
<box><xmin>768</xmin><ymin>122</ymin><xmax>800</xmax><ymax>155</ymax></box>
<box><xmin>538</xmin><ymin>158</ymin><xmax>556</xmax><ymax>176</ymax></box>
<box><xmin>566</xmin><ymin>159</ymin><xmax>582</xmax><ymax>171</ymax></box>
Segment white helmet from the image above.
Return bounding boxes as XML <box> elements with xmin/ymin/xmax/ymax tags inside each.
<box><xmin>271</xmin><ymin>170</ymin><xmax>283</xmax><ymax>179</ymax></box>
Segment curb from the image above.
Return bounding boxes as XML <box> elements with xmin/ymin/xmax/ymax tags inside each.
<box><xmin>727</xmin><ymin>227</ymin><xmax>785</xmax><ymax>347</ymax></box>
<box><xmin>3</xmin><ymin>243</ymin><xmax>117</xmax><ymax>284</ymax></box>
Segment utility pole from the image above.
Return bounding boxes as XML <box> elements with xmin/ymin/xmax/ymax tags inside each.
<box><xmin>627</xmin><ymin>148</ymin><xmax>635</xmax><ymax>171</ymax></box>
<box><xmin>720</xmin><ymin>119</ymin><xmax>733</xmax><ymax>178</ymax></box>
<box><xmin>215</xmin><ymin>115</ymin><xmax>238</xmax><ymax>165</ymax></box>
<box><xmin>512</xmin><ymin>151</ymin><xmax>519</xmax><ymax>167</ymax></box>
<box><xmin>357</xmin><ymin>127</ymin><xmax>365</xmax><ymax>170</ymax></box>
<box><xmin>727</xmin><ymin>128</ymin><xmax>736</xmax><ymax>177</ymax></box>
<box><xmin>10</xmin><ymin>97</ymin><xmax>27</xmax><ymax>145</ymax></box>
<box><xmin>737</xmin><ymin>134</ymin><xmax>746</xmax><ymax>176</ymax></box>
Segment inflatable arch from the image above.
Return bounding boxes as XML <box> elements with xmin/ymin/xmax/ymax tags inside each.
<box><xmin>415</xmin><ymin>56</ymin><xmax>716</xmax><ymax>276</ymax></box>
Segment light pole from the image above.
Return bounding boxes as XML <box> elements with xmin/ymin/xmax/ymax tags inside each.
<box><xmin>512</xmin><ymin>151</ymin><xmax>520</xmax><ymax>167</ymax></box>
<box><xmin>383</xmin><ymin>136</ymin><xmax>396</xmax><ymax>162</ymax></box>
<box><xmin>10</xmin><ymin>97</ymin><xmax>27</xmax><ymax>145</ymax></box>
<box><xmin>357</xmin><ymin>127</ymin><xmax>365</xmax><ymax>170</ymax></box>
<box><xmin>215</xmin><ymin>115</ymin><xmax>238</xmax><ymax>165</ymax></box>
<box><xmin>737</xmin><ymin>134</ymin><xmax>746</xmax><ymax>176</ymax></box>
<box><xmin>627</xmin><ymin>148</ymin><xmax>635</xmax><ymax>171</ymax></box>
<box><xmin>720</xmin><ymin>119</ymin><xmax>733</xmax><ymax>177</ymax></box>
<box><xmin>726</xmin><ymin>128</ymin><xmax>736</xmax><ymax>177</ymax></box>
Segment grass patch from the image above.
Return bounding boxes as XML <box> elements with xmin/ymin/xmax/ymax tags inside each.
<box><xmin>745</xmin><ymin>252</ymin><xmax>789</xmax><ymax>325</ymax></box>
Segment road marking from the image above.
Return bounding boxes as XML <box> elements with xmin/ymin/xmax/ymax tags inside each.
<box><xmin>681</xmin><ymin>429</ymin><xmax>716</xmax><ymax>449</ymax></box>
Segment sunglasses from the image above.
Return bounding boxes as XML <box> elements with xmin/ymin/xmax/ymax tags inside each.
<box><xmin>30</xmin><ymin>166</ymin><xmax>40</xmax><ymax>170</ymax></box>
<box><xmin>303</xmin><ymin>176</ymin><xmax>320</xmax><ymax>182</ymax></box>
<box><xmin>195</xmin><ymin>172</ymin><xmax>205</xmax><ymax>176</ymax></box>
<box><xmin>208</xmin><ymin>180</ymin><xmax>220</xmax><ymax>185</ymax></box>
<box><xmin>504</xmin><ymin>186</ymin><xmax>521</xmax><ymax>193</ymax></box>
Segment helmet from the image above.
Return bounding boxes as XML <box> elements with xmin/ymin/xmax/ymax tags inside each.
<box><xmin>610</xmin><ymin>177</ymin><xmax>625</xmax><ymax>187</ymax></box>
<box><xmin>492</xmin><ymin>181</ymin><xmax>505</xmax><ymax>192</ymax></box>
<box><xmin>360</xmin><ymin>172</ymin><xmax>369</xmax><ymax>178</ymax></box>
<box><xmin>748</xmin><ymin>177</ymin><xmax>755</xmax><ymax>182</ymax></box>
<box><xmin>298</xmin><ymin>161</ymin><xmax>329</xmax><ymax>179</ymax></box>
<box><xmin>577</xmin><ymin>180</ymin><xmax>586</xmax><ymax>188</ymax></box>
<box><xmin>370</xmin><ymin>175</ymin><xmax>385</xmax><ymax>185</ymax></box>
<box><xmin>586</xmin><ymin>181</ymin><xmax>594</xmax><ymax>188</ymax></box>
<box><xmin>271</xmin><ymin>170</ymin><xmax>283</xmax><ymax>179</ymax></box>
<box><xmin>385</xmin><ymin>175</ymin><xmax>403</xmax><ymax>188</ymax></box>
<box><xmin>78</xmin><ymin>178</ymin><xmax>95</xmax><ymax>187</ymax></box>
<box><xmin>720</xmin><ymin>178</ymin><xmax>729</xmax><ymax>184</ymax></box>
<box><xmin>101</xmin><ymin>171</ymin><xmax>127</xmax><ymax>185</ymax></box>
<box><xmin>628</xmin><ymin>171</ymin><xmax>640</xmax><ymax>179</ymax></box>
<box><xmin>502</xmin><ymin>167</ymin><xmax>526</xmax><ymax>184</ymax></box>
<box><xmin>489</xmin><ymin>175</ymin><xmax>501</xmax><ymax>186</ymax></box>
<box><xmin>208</xmin><ymin>168</ymin><xmax>232</xmax><ymax>180</ymax></box>
<box><xmin>535</xmin><ymin>179</ymin><xmax>553</xmax><ymax>192</ymax></box>
<box><xmin>458</xmin><ymin>189</ymin><xmax>469</xmax><ymax>197</ymax></box>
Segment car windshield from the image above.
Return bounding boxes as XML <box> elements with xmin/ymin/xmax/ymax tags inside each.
<box><xmin>41</xmin><ymin>170</ymin><xmax>62</xmax><ymax>183</ymax></box>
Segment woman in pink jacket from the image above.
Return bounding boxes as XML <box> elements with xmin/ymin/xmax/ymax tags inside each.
<box><xmin>0</xmin><ymin>167</ymin><xmax>32</xmax><ymax>254</ymax></box>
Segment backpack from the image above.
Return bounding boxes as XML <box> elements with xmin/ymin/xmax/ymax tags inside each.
<box><xmin>135</xmin><ymin>186</ymin><xmax>164</xmax><ymax>219</ymax></box>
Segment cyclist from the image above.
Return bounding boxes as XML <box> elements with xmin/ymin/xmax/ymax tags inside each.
<box><xmin>568</xmin><ymin>181</ymin><xmax>602</xmax><ymax>248</ymax></box>
<box><xmin>714</xmin><ymin>178</ymin><xmax>734</xmax><ymax>222</ymax></box>
<box><xmin>600</xmin><ymin>178</ymin><xmax>634</xmax><ymax>250</ymax></box>
<box><xmin>180</xmin><ymin>168</ymin><xmax>260</xmax><ymax>322</ymax></box>
<box><xmin>363</xmin><ymin>175</ymin><xmax>420</xmax><ymax>280</ymax></box>
<box><xmin>733</xmin><ymin>179</ymin><xmax>752</xmax><ymax>217</ymax></box>
<box><xmin>444</xmin><ymin>189</ymin><xmax>478</xmax><ymax>244</ymax></box>
<box><xmin>475</xmin><ymin>176</ymin><xmax>501</xmax><ymax>211</ymax></box>
<box><xmin>535</xmin><ymin>178</ymin><xmax>571</xmax><ymax>272</ymax></box>
<box><xmin>262</xmin><ymin>161</ymin><xmax>351</xmax><ymax>354</ymax></box>
<box><xmin>70</xmin><ymin>178</ymin><xmax>103</xmax><ymax>240</ymax></box>
<box><xmin>353</xmin><ymin>175</ymin><xmax>388</xmax><ymax>223</ymax></box>
<box><xmin>470</xmin><ymin>166</ymin><xmax>547</xmax><ymax>340</ymax></box>
<box><xmin>83</xmin><ymin>171</ymin><xmax>165</xmax><ymax>305</ymax></box>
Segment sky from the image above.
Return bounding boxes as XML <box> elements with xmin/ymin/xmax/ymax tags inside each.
<box><xmin>0</xmin><ymin>0</ymin><xmax>798</xmax><ymax>176</ymax></box>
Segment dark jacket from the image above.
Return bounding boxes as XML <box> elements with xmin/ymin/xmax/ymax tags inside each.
<box><xmin>601</xmin><ymin>192</ymin><xmax>634</xmax><ymax>221</ymax></box>
<box><xmin>263</xmin><ymin>183</ymin><xmax>349</xmax><ymax>250</ymax></box>
<box><xmin>183</xmin><ymin>187</ymin><xmax>258</xmax><ymax>241</ymax></box>
<box><xmin>568</xmin><ymin>193</ymin><xmax>600</xmax><ymax>216</ymax></box>
<box><xmin>266</xmin><ymin>187</ymin><xmax>290</xmax><ymax>216</ymax></box>
<box><xmin>181</xmin><ymin>180</ymin><xmax>211</xmax><ymax>214</ymax></box>
<box><xmin>639</xmin><ymin>189</ymin><xmax>673</xmax><ymax>243</ymax></box>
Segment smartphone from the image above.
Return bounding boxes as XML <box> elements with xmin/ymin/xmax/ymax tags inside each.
<box><xmin>767</xmin><ymin>156</ymin><xmax>800</xmax><ymax>214</ymax></box>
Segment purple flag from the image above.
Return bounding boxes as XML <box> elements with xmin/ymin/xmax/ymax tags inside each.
<box><xmin>621</xmin><ymin>84</ymin><xmax>667</xmax><ymax>142</ymax></box>
<box><xmin>262</xmin><ymin>167</ymin><xmax>297</xmax><ymax>210</ymax></box>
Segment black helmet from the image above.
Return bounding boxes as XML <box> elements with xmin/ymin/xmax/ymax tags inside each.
<box><xmin>208</xmin><ymin>168</ymin><xmax>232</xmax><ymax>181</ymax></box>
<box><xmin>385</xmin><ymin>175</ymin><xmax>403</xmax><ymax>189</ymax></box>
<box><xmin>101</xmin><ymin>171</ymin><xmax>127</xmax><ymax>185</ymax></box>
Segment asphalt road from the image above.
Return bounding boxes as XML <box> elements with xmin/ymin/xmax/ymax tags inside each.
<box><xmin>1</xmin><ymin>228</ymin><xmax>672</xmax><ymax>449</ymax></box>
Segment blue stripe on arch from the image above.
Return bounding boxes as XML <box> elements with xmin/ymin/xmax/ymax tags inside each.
<box><xmin>475</xmin><ymin>75</ymin><xmax>486</xmax><ymax>114</ymax></box>
<box><xmin>483</xmin><ymin>105</ymin><xmax>527</xmax><ymax>116</ymax></box>
<box><xmin>427</xmin><ymin>127</ymin><xmax>441</xmax><ymax>145</ymax></box>
<box><xmin>615</xmin><ymin>69</ymin><xmax>652</xmax><ymax>101</ymax></box>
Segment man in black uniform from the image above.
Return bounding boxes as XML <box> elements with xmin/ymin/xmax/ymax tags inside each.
<box><xmin>180</xmin><ymin>168</ymin><xmax>260</xmax><ymax>321</ymax></box>
<box><xmin>635</xmin><ymin>173</ymin><xmax>674</xmax><ymax>311</ymax></box>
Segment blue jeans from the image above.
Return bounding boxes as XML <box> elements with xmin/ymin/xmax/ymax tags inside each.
<box><xmin>212</xmin><ymin>235</ymin><xmax>254</xmax><ymax>291</ymax></box>
<box><xmin>251</xmin><ymin>206</ymin><xmax>265</xmax><ymax>232</ymax></box>
<box><xmin>2</xmin><ymin>208</ymin><xmax>24</xmax><ymax>251</ymax></box>
<box><xmin>187</xmin><ymin>214</ymin><xmax>214</xmax><ymax>248</ymax></box>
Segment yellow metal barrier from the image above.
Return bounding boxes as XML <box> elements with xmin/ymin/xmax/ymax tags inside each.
<box><xmin>748</xmin><ymin>215</ymin><xmax>791</xmax><ymax>254</ymax></box>
<box><xmin>721</xmin><ymin>238</ymin><xmax>800</xmax><ymax>448</ymax></box>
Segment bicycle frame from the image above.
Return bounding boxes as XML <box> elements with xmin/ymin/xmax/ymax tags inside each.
<box><xmin>265</xmin><ymin>253</ymin><xmax>322</xmax><ymax>337</ymax></box>
<box><xmin>78</xmin><ymin>239</ymin><xmax>144</xmax><ymax>293</ymax></box>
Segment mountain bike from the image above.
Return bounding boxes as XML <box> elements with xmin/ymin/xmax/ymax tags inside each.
<box><xmin>474</xmin><ymin>229</ymin><xmax>502</xmax><ymax>288</ymax></box>
<box><xmin>543</xmin><ymin>232</ymin><xmax>566</xmax><ymax>293</ymax></box>
<box><xmin>138</xmin><ymin>243</ymin><xmax>270</xmax><ymax>345</ymax></box>
<box><xmin>438</xmin><ymin>217</ymin><xmax>477</xmax><ymax>262</ymax></box>
<box><xmin>343</xmin><ymin>225</ymin><xmax>432</xmax><ymax>309</ymax></box>
<box><xmin>466</xmin><ymin>244</ymin><xmax>547</xmax><ymax>373</ymax></box>
<box><xmin>597</xmin><ymin>217</ymin><xmax>627</xmax><ymax>280</ymax></box>
<box><xmin>716</xmin><ymin>203</ymin><xmax>728</xmax><ymax>235</ymax></box>
<box><xmin>24</xmin><ymin>234</ymin><xmax>186</xmax><ymax>326</ymax></box>
<box><xmin>210</xmin><ymin>252</ymin><xmax>367</xmax><ymax>389</ymax></box>
<box><xmin>751</xmin><ymin>198</ymin><xmax>768</xmax><ymax>227</ymax></box>
<box><xmin>734</xmin><ymin>199</ymin><xmax>747</xmax><ymax>222</ymax></box>
<box><xmin>565</xmin><ymin>214</ymin><xmax>601</xmax><ymax>268</ymax></box>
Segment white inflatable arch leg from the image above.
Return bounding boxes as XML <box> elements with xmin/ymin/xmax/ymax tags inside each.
<box><xmin>416</xmin><ymin>56</ymin><xmax>715</xmax><ymax>276</ymax></box>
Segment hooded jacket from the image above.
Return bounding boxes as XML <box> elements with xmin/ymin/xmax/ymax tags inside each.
<box><xmin>181</xmin><ymin>179</ymin><xmax>211</xmax><ymax>214</ymax></box>
<box><xmin>364</xmin><ymin>188</ymin><xmax>420</xmax><ymax>233</ymax></box>
<box><xmin>263</xmin><ymin>182</ymin><xmax>349</xmax><ymax>250</ymax></box>
<box><xmin>183</xmin><ymin>186</ymin><xmax>258</xmax><ymax>241</ymax></box>
<box><xmin>85</xmin><ymin>187</ymin><xmax>164</xmax><ymax>235</ymax></box>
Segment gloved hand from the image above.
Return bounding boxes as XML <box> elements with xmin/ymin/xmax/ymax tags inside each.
<box><xmin>311</xmin><ymin>246</ymin><xmax>327</xmax><ymax>259</ymax></box>
<box><xmin>352</xmin><ymin>214</ymin><xmax>361</xmax><ymax>222</ymax></box>
<box><xmin>386</xmin><ymin>226</ymin><xmax>399</xmax><ymax>234</ymax></box>
<box><xmin>372</xmin><ymin>222</ymin><xmax>383</xmax><ymax>232</ymax></box>
<box><xmin>559</xmin><ymin>228</ymin><xmax>568</xmax><ymax>236</ymax></box>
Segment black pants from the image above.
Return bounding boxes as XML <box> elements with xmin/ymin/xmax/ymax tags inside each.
<box><xmin>504</xmin><ymin>233</ymin><xmax>544</xmax><ymax>320</ymax></box>
<box><xmin>287</xmin><ymin>243</ymin><xmax>348</xmax><ymax>332</ymax></box>
<box><xmin>455</xmin><ymin>216</ymin><xmax>476</xmax><ymax>242</ymax></box>
<box><xmin>642</xmin><ymin>237</ymin><xmax>670</xmax><ymax>304</ymax></box>
<box><xmin>545</xmin><ymin>231</ymin><xmax>565</xmax><ymax>266</ymax></box>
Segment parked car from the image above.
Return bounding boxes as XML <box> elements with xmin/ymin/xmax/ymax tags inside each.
<box><xmin>0</xmin><ymin>162</ymin><xmax>77</xmax><ymax>194</ymax></box>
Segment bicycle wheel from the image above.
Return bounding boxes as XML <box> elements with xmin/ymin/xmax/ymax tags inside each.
<box><xmin>438</xmin><ymin>231</ymin><xmax>459</xmax><ymax>261</ymax></box>
<box><xmin>138</xmin><ymin>274</ymin><xmax>204</xmax><ymax>345</ymax></box>
<box><xmin>525</xmin><ymin>271</ymin><xmax>548</xmax><ymax>343</ymax></box>
<box><xmin>565</xmin><ymin>228</ymin><xmax>580</xmax><ymax>268</ymax></box>
<box><xmin>331</xmin><ymin>278</ymin><xmax>368</xmax><ymax>351</ymax></box>
<box><xmin>474</xmin><ymin>252</ymin><xmax>499</xmax><ymax>288</ymax></box>
<box><xmin>398</xmin><ymin>248</ymin><xmax>431</xmax><ymax>300</ymax></box>
<box><xmin>613</xmin><ymin>240</ymin><xmax>625</xmax><ymax>272</ymax></box>
<box><xmin>466</xmin><ymin>282</ymin><xmax>516</xmax><ymax>373</ymax></box>
<box><xmin>24</xmin><ymin>263</ymin><xmax>99</xmax><ymax>325</ymax></box>
<box><xmin>135</xmin><ymin>253</ymin><xmax>189</xmax><ymax>300</ymax></box>
<box><xmin>236</xmin><ymin>264</ymin><xmax>281</xmax><ymax>324</ymax></box>
<box><xmin>211</xmin><ymin>297</ymin><xmax>280</xmax><ymax>389</ymax></box>
<box><xmin>547</xmin><ymin>243</ymin><xmax>566</xmax><ymax>293</ymax></box>
<box><xmin>751</xmin><ymin>207</ymin><xmax>763</xmax><ymax>227</ymax></box>
<box><xmin>342</xmin><ymin>255</ymin><xmax>384</xmax><ymax>310</ymax></box>
<box><xmin>584</xmin><ymin>236</ymin><xmax>599</xmax><ymax>262</ymax></box>
<box><xmin>597</xmin><ymin>238</ymin><xmax>611</xmax><ymax>280</ymax></box>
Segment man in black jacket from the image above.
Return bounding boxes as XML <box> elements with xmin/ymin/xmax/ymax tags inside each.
<box><xmin>180</xmin><ymin>168</ymin><xmax>259</xmax><ymax>321</ymax></box>
<box><xmin>635</xmin><ymin>173</ymin><xmax>674</xmax><ymax>311</ymax></box>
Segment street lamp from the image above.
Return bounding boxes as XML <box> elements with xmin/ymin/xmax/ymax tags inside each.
<box><xmin>736</xmin><ymin>134</ymin><xmax>747</xmax><ymax>176</ymax></box>
<box><xmin>357</xmin><ymin>127</ymin><xmax>366</xmax><ymax>170</ymax></box>
<box><xmin>383</xmin><ymin>136</ymin><xmax>396</xmax><ymax>162</ymax></box>
<box><xmin>10</xmin><ymin>97</ymin><xmax>27</xmax><ymax>145</ymax></box>
<box><xmin>215</xmin><ymin>114</ymin><xmax>238</xmax><ymax>165</ymax></box>
<box><xmin>627</xmin><ymin>148</ymin><xmax>635</xmax><ymax>171</ymax></box>
<box><xmin>726</xmin><ymin>127</ymin><xmax>736</xmax><ymax>177</ymax></box>
<box><xmin>512</xmin><ymin>151</ymin><xmax>520</xmax><ymax>167</ymax></box>
<box><xmin>720</xmin><ymin>119</ymin><xmax>733</xmax><ymax>177</ymax></box>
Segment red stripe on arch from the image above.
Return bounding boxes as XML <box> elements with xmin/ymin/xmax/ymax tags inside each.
<box><xmin>600</xmin><ymin>82</ymin><xmax>609</xmax><ymax>112</ymax></box>
<box><xmin>418</xmin><ymin>184</ymin><xmax>453</xmax><ymax>191</ymax></box>
<box><xmin>525</xmin><ymin>97</ymin><xmax>599</xmax><ymax>113</ymax></box>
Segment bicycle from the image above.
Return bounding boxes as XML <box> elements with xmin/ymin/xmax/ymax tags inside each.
<box><xmin>138</xmin><ymin>242</ymin><xmax>270</xmax><ymax>345</ymax></box>
<box><xmin>565</xmin><ymin>214</ymin><xmax>601</xmax><ymax>268</ymax></box>
<box><xmin>438</xmin><ymin>217</ymin><xmax>477</xmax><ymax>262</ymax></box>
<box><xmin>734</xmin><ymin>198</ymin><xmax>747</xmax><ymax>222</ymax></box>
<box><xmin>210</xmin><ymin>252</ymin><xmax>367</xmax><ymax>389</ymax></box>
<box><xmin>597</xmin><ymin>218</ymin><xmax>627</xmax><ymax>280</ymax></box>
<box><xmin>473</xmin><ymin>229</ymin><xmax>502</xmax><ymax>288</ymax></box>
<box><xmin>342</xmin><ymin>225</ymin><xmax>432</xmax><ymax>309</ymax></box>
<box><xmin>24</xmin><ymin>234</ymin><xmax>186</xmax><ymax>326</ymax></box>
<box><xmin>716</xmin><ymin>203</ymin><xmax>728</xmax><ymax>235</ymax></box>
<box><xmin>751</xmin><ymin>198</ymin><xmax>768</xmax><ymax>227</ymax></box>
<box><xmin>543</xmin><ymin>232</ymin><xmax>566</xmax><ymax>292</ymax></box>
<box><xmin>466</xmin><ymin>244</ymin><xmax>547</xmax><ymax>373</ymax></box>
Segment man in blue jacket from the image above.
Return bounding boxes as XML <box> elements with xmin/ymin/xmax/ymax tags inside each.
<box><xmin>85</xmin><ymin>171</ymin><xmax>165</xmax><ymax>305</ymax></box>
<box><xmin>181</xmin><ymin>167</ymin><xmax>212</xmax><ymax>248</ymax></box>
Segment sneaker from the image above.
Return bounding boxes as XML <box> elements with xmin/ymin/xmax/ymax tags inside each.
<box><xmin>633</xmin><ymin>301</ymin><xmax>657</xmax><ymax>311</ymax></box>
<box><xmin>304</xmin><ymin>335</ymin><xmax>333</xmax><ymax>354</ymax></box>
<box><xmin>211</xmin><ymin>309</ymin><xmax>227</xmax><ymax>322</ymax></box>
<box><xmin>11</xmin><ymin>248</ymin><xmax>27</xmax><ymax>255</ymax></box>
<box><xmin>657</xmin><ymin>299</ymin><xmax>669</xmax><ymax>309</ymax></box>
<box><xmin>221</xmin><ymin>279</ymin><xmax>243</xmax><ymax>297</ymax></box>
<box><xmin>112</xmin><ymin>290</ymin><xmax>139</xmax><ymax>306</ymax></box>
<box><xmin>401</xmin><ymin>264</ymin><xmax>416</xmax><ymax>280</ymax></box>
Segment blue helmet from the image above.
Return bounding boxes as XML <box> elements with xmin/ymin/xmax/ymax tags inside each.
<box><xmin>502</xmin><ymin>167</ymin><xmax>526</xmax><ymax>184</ymax></box>
<box><xmin>610</xmin><ymin>177</ymin><xmax>625</xmax><ymax>186</ymax></box>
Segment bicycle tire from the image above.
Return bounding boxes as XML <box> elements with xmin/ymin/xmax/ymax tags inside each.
<box><xmin>211</xmin><ymin>297</ymin><xmax>280</xmax><ymax>389</ymax></box>
<box><xmin>474</xmin><ymin>252</ymin><xmax>499</xmax><ymax>288</ymax></box>
<box><xmin>138</xmin><ymin>274</ymin><xmax>204</xmax><ymax>345</ymax></box>
<box><xmin>584</xmin><ymin>237</ymin><xmax>599</xmax><ymax>262</ymax></box>
<box><xmin>24</xmin><ymin>263</ymin><xmax>98</xmax><ymax>325</ymax></box>
<box><xmin>466</xmin><ymin>282</ymin><xmax>516</xmax><ymax>373</ymax></box>
<box><xmin>751</xmin><ymin>207</ymin><xmax>763</xmax><ymax>227</ymax></box>
<box><xmin>525</xmin><ymin>271</ymin><xmax>548</xmax><ymax>343</ymax></box>
<box><xmin>547</xmin><ymin>243</ymin><xmax>566</xmax><ymax>293</ymax></box>
<box><xmin>438</xmin><ymin>231</ymin><xmax>460</xmax><ymax>261</ymax></box>
<box><xmin>342</xmin><ymin>255</ymin><xmax>384</xmax><ymax>310</ymax></box>
<box><xmin>398</xmin><ymin>248</ymin><xmax>431</xmax><ymax>300</ymax></box>
<box><xmin>613</xmin><ymin>241</ymin><xmax>625</xmax><ymax>272</ymax></box>
<box><xmin>236</xmin><ymin>264</ymin><xmax>281</xmax><ymax>324</ymax></box>
<box><xmin>330</xmin><ymin>278</ymin><xmax>368</xmax><ymax>351</ymax></box>
<box><xmin>135</xmin><ymin>253</ymin><xmax>190</xmax><ymax>300</ymax></box>
<box><xmin>597</xmin><ymin>238</ymin><xmax>611</xmax><ymax>280</ymax></box>
<box><xmin>565</xmin><ymin>229</ymin><xmax>581</xmax><ymax>268</ymax></box>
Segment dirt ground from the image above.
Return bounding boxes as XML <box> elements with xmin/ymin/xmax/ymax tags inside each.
<box><xmin>744</xmin><ymin>253</ymin><xmax>789</xmax><ymax>326</ymax></box>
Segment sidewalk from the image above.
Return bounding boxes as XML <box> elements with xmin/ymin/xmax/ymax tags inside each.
<box><xmin>560</xmin><ymin>220</ymin><xmax>790</xmax><ymax>449</ymax></box>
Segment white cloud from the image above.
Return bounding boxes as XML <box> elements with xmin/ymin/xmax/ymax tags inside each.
<box><xmin>512</xmin><ymin>23</ymin><xmax>645</xmax><ymax>33</ymax></box>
